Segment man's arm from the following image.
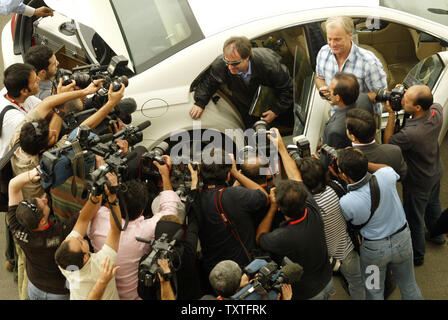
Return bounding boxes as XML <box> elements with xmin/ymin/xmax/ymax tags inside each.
<box><xmin>229</xmin><ymin>154</ymin><xmax>269</xmax><ymax>205</ymax></box>
<box><xmin>256</xmin><ymin>188</ymin><xmax>277</xmax><ymax>245</ymax></box>
<box><xmin>8</xmin><ymin>168</ymin><xmax>40</xmax><ymax>206</ymax></box>
<box><xmin>33</xmin><ymin>80</ymin><xmax>102</xmax><ymax>120</ymax></box>
<box><xmin>103</xmin><ymin>173</ymin><xmax>121</xmax><ymax>252</ymax></box>
<box><xmin>157</xmin><ymin>259</ymin><xmax>176</xmax><ymax>300</ymax></box>
<box><xmin>153</xmin><ymin>155</ymin><xmax>173</xmax><ymax>191</ymax></box>
<box><xmin>368</xmin><ymin>162</ymin><xmax>389</xmax><ymax>173</ymax></box>
<box><xmin>87</xmin><ymin>256</ymin><xmax>119</xmax><ymax>300</ymax></box>
<box><xmin>80</xmin><ymin>84</ymin><xmax>125</xmax><ymax>129</ymax></box>
<box><xmin>268</xmin><ymin>128</ymin><xmax>302</xmax><ymax>182</ymax></box>
<box><xmin>383</xmin><ymin>101</ymin><xmax>396</xmax><ymax>144</ymax></box>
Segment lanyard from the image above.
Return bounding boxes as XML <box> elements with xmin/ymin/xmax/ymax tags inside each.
<box><xmin>5</xmin><ymin>94</ymin><xmax>27</xmax><ymax>113</ymax></box>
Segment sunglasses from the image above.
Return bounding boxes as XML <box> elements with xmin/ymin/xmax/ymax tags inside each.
<box><xmin>20</xmin><ymin>201</ymin><xmax>39</xmax><ymax>215</ymax></box>
<box><xmin>222</xmin><ymin>57</ymin><xmax>243</xmax><ymax>66</ymax></box>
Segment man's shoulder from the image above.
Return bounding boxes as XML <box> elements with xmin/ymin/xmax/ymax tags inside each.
<box><xmin>354</xmin><ymin>44</ymin><xmax>381</xmax><ymax>63</ymax></box>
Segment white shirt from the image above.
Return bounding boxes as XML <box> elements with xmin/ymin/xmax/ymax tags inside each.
<box><xmin>0</xmin><ymin>87</ymin><xmax>41</xmax><ymax>157</ymax></box>
<box><xmin>59</xmin><ymin>230</ymin><xmax>119</xmax><ymax>300</ymax></box>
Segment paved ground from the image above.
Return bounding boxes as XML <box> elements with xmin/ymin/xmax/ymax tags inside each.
<box><xmin>0</xmin><ymin>14</ymin><xmax>447</xmax><ymax>300</ymax></box>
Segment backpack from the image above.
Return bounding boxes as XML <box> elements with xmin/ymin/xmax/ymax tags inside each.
<box><xmin>327</xmin><ymin>175</ymin><xmax>380</xmax><ymax>253</ymax></box>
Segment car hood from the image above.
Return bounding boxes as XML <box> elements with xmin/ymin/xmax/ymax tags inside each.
<box><xmin>44</xmin><ymin>0</ymin><xmax>132</xmax><ymax>69</ymax></box>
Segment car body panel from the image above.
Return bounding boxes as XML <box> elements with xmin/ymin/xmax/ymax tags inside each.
<box><xmin>2</xmin><ymin>2</ymin><xmax>448</xmax><ymax>153</ymax></box>
<box><xmin>44</xmin><ymin>0</ymin><xmax>131</xmax><ymax>69</ymax></box>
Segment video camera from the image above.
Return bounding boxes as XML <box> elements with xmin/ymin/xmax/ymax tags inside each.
<box><xmin>231</xmin><ymin>257</ymin><xmax>303</xmax><ymax>300</ymax></box>
<box><xmin>61</xmin><ymin>97</ymin><xmax>138</xmax><ymax>136</ymax></box>
<box><xmin>136</xmin><ymin>230</ymin><xmax>183</xmax><ymax>288</ymax></box>
<box><xmin>286</xmin><ymin>135</ymin><xmax>311</xmax><ymax>163</ymax></box>
<box><xmin>375</xmin><ymin>84</ymin><xmax>406</xmax><ymax>112</ymax></box>
<box><xmin>86</xmin><ymin>121</ymin><xmax>151</xmax><ymax>196</ymax></box>
<box><xmin>38</xmin><ymin>121</ymin><xmax>151</xmax><ymax>192</ymax></box>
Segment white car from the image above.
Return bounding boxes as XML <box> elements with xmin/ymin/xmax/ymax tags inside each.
<box><xmin>2</xmin><ymin>0</ymin><xmax>448</xmax><ymax>155</ymax></box>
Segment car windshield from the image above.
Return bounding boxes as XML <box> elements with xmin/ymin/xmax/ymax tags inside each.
<box><xmin>380</xmin><ymin>0</ymin><xmax>448</xmax><ymax>27</ymax></box>
<box><xmin>110</xmin><ymin>0</ymin><xmax>204</xmax><ymax>74</ymax></box>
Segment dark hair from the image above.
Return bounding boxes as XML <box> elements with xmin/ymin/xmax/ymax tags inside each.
<box><xmin>24</xmin><ymin>45</ymin><xmax>53</xmax><ymax>72</ymax></box>
<box><xmin>223</xmin><ymin>36</ymin><xmax>252</xmax><ymax>59</ymax></box>
<box><xmin>3</xmin><ymin>63</ymin><xmax>36</xmax><ymax>98</ymax></box>
<box><xmin>346</xmin><ymin>108</ymin><xmax>376</xmax><ymax>143</ymax></box>
<box><xmin>414</xmin><ymin>90</ymin><xmax>433</xmax><ymax>111</ymax></box>
<box><xmin>240</xmin><ymin>156</ymin><xmax>267</xmax><ymax>185</ymax></box>
<box><xmin>333</xmin><ymin>72</ymin><xmax>360</xmax><ymax>106</ymax></box>
<box><xmin>15</xmin><ymin>198</ymin><xmax>43</xmax><ymax>230</ymax></box>
<box><xmin>19</xmin><ymin>118</ymin><xmax>50</xmax><ymax>155</ymax></box>
<box><xmin>298</xmin><ymin>157</ymin><xmax>327</xmax><ymax>194</ymax></box>
<box><xmin>119</xmin><ymin>180</ymin><xmax>149</xmax><ymax>221</ymax></box>
<box><xmin>337</xmin><ymin>148</ymin><xmax>368</xmax><ymax>182</ymax></box>
<box><xmin>275</xmin><ymin>180</ymin><xmax>308</xmax><ymax>219</ymax></box>
<box><xmin>54</xmin><ymin>240</ymin><xmax>84</xmax><ymax>270</ymax></box>
<box><xmin>199</xmin><ymin>149</ymin><xmax>232</xmax><ymax>185</ymax></box>
<box><xmin>209</xmin><ymin>260</ymin><xmax>242</xmax><ymax>298</ymax></box>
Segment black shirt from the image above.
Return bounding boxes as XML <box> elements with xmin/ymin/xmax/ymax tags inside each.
<box><xmin>258</xmin><ymin>192</ymin><xmax>332</xmax><ymax>300</ymax></box>
<box><xmin>8</xmin><ymin>205</ymin><xmax>77</xmax><ymax>294</ymax></box>
<box><xmin>198</xmin><ymin>186</ymin><xmax>267</xmax><ymax>275</ymax></box>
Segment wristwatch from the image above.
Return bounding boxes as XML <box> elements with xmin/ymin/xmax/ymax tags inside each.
<box><xmin>53</xmin><ymin>107</ymin><xmax>65</xmax><ymax>118</ymax></box>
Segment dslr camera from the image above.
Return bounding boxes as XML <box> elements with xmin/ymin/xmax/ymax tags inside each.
<box><xmin>320</xmin><ymin>144</ymin><xmax>339</xmax><ymax>172</ymax></box>
<box><xmin>231</xmin><ymin>257</ymin><xmax>303</xmax><ymax>300</ymax></box>
<box><xmin>286</xmin><ymin>135</ymin><xmax>311</xmax><ymax>163</ymax></box>
<box><xmin>141</xmin><ymin>141</ymin><xmax>169</xmax><ymax>178</ymax></box>
<box><xmin>375</xmin><ymin>84</ymin><xmax>405</xmax><ymax>112</ymax></box>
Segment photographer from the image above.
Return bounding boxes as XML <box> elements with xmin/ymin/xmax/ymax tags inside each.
<box><xmin>260</xmin><ymin>129</ymin><xmax>333</xmax><ymax>300</ymax></box>
<box><xmin>138</xmin><ymin>162</ymin><xmax>202</xmax><ymax>300</ymax></box>
<box><xmin>203</xmin><ymin>260</ymin><xmax>292</xmax><ymax>300</ymax></box>
<box><xmin>347</xmin><ymin>108</ymin><xmax>407</xmax><ymax>181</ymax></box>
<box><xmin>87</xmin><ymin>155</ymin><xmax>183</xmax><ymax>300</ymax></box>
<box><xmin>384</xmin><ymin>84</ymin><xmax>445</xmax><ymax>266</ymax></box>
<box><xmin>296</xmin><ymin>156</ymin><xmax>365</xmax><ymax>300</ymax></box>
<box><xmin>195</xmin><ymin>148</ymin><xmax>268</xmax><ymax>290</ymax></box>
<box><xmin>54</xmin><ymin>170</ymin><xmax>122</xmax><ymax>300</ymax></box>
<box><xmin>24</xmin><ymin>45</ymin><xmax>59</xmax><ymax>100</ymax></box>
<box><xmin>7</xmin><ymin>167</ymin><xmax>79</xmax><ymax>300</ymax></box>
<box><xmin>337</xmin><ymin>148</ymin><xmax>422</xmax><ymax>300</ymax></box>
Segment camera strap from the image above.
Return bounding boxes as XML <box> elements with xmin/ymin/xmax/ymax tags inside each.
<box><xmin>68</xmin><ymin>140</ymin><xmax>87</xmax><ymax>198</ymax></box>
<box><xmin>214</xmin><ymin>188</ymin><xmax>253</xmax><ymax>262</ymax></box>
<box><xmin>107</xmin><ymin>190</ymin><xmax>129</xmax><ymax>231</ymax></box>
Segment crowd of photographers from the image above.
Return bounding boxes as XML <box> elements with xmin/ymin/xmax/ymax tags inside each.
<box><xmin>1</xmin><ymin>15</ymin><xmax>448</xmax><ymax>301</ymax></box>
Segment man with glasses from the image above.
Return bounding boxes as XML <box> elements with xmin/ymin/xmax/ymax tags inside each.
<box><xmin>6</xmin><ymin>167</ymin><xmax>90</xmax><ymax>299</ymax></box>
<box><xmin>190</xmin><ymin>36</ymin><xmax>293</xmax><ymax>129</ymax></box>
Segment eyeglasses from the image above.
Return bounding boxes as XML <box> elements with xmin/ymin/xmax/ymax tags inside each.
<box><xmin>222</xmin><ymin>57</ymin><xmax>243</xmax><ymax>66</ymax></box>
<box><xmin>20</xmin><ymin>201</ymin><xmax>39</xmax><ymax>215</ymax></box>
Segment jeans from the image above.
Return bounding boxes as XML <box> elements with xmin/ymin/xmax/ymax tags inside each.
<box><xmin>308</xmin><ymin>278</ymin><xmax>334</xmax><ymax>300</ymax></box>
<box><xmin>27</xmin><ymin>281</ymin><xmax>69</xmax><ymax>300</ymax></box>
<box><xmin>360</xmin><ymin>226</ymin><xmax>423</xmax><ymax>300</ymax></box>
<box><xmin>339</xmin><ymin>249</ymin><xmax>365</xmax><ymax>300</ymax></box>
<box><xmin>403</xmin><ymin>181</ymin><xmax>444</xmax><ymax>260</ymax></box>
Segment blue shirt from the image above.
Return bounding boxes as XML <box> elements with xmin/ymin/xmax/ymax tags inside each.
<box><xmin>238</xmin><ymin>60</ymin><xmax>252</xmax><ymax>85</ymax></box>
<box><xmin>0</xmin><ymin>0</ymin><xmax>34</xmax><ymax>16</ymax></box>
<box><xmin>340</xmin><ymin>167</ymin><xmax>406</xmax><ymax>240</ymax></box>
<box><xmin>316</xmin><ymin>42</ymin><xmax>387</xmax><ymax>116</ymax></box>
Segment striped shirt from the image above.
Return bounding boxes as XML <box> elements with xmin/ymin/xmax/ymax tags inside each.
<box><xmin>313</xmin><ymin>183</ymin><xmax>354</xmax><ymax>261</ymax></box>
<box><xmin>316</xmin><ymin>42</ymin><xmax>387</xmax><ymax>116</ymax></box>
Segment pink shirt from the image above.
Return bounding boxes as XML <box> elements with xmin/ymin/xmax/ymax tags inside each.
<box><xmin>87</xmin><ymin>190</ymin><xmax>181</xmax><ymax>300</ymax></box>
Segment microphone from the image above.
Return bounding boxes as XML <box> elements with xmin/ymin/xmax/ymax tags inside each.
<box><xmin>275</xmin><ymin>263</ymin><xmax>303</xmax><ymax>285</ymax></box>
<box><xmin>135</xmin><ymin>120</ymin><xmax>151</xmax><ymax>131</ymax></box>
<box><xmin>115</xmin><ymin>97</ymin><xmax>137</xmax><ymax>124</ymax></box>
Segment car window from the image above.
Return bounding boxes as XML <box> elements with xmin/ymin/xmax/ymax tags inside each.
<box><xmin>403</xmin><ymin>54</ymin><xmax>445</xmax><ymax>90</ymax></box>
<box><xmin>110</xmin><ymin>0</ymin><xmax>204</xmax><ymax>74</ymax></box>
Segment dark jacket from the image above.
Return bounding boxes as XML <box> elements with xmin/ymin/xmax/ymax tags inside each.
<box><xmin>193</xmin><ymin>48</ymin><xmax>293</xmax><ymax>117</ymax></box>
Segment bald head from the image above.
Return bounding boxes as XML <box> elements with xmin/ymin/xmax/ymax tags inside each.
<box><xmin>406</xmin><ymin>85</ymin><xmax>433</xmax><ymax>110</ymax></box>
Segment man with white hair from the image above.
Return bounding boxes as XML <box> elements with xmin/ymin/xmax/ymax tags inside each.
<box><xmin>315</xmin><ymin>16</ymin><xmax>387</xmax><ymax>119</ymax></box>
